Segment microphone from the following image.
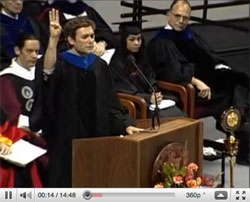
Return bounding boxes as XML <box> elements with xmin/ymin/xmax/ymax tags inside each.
<box><xmin>127</xmin><ymin>55</ymin><xmax>160</xmax><ymax>130</ymax></box>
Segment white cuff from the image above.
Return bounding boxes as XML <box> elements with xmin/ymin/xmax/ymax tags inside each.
<box><xmin>43</xmin><ymin>68</ymin><xmax>55</xmax><ymax>75</ymax></box>
<box><xmin>215</xmin><ymin>64</ymin><xmax>231</xmax><ymax>70</ymax></box>
<box><xmin>17</xmin><ymin>114</ymin><xmax>29</xmax><ymax>128</ymax></box>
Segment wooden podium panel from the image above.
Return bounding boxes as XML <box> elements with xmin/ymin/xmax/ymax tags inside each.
<box><xmin>72</xmin><ymin>118</ymin><xmax>203</xmax><ymax>187</ymax></box>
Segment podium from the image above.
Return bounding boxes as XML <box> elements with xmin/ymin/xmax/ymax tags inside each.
<box><xmin>72</xmin><ymin>118</ymin><xmax>203</xmax><ymax>187</ymax></box>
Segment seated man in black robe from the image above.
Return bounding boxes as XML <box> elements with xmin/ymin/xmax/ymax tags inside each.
<box><xmin>147</xmin><ymin>0</ymin><xmax>249</xmax><ymax>165</ymax></box>
<box><xmin>0</xmin><ymin>34</ymin><xmax>46</xmax><ymax>187</ymax></box>
<box><xmin>0</xmin><ymin>0</ymin><xmax>42</xmax><ymax>70</ymax></box>
<box><xmin>35</xmin><ymin>9</ymin><xmax>142</xmax><ymax>187</ymax></box>
<box><xmin>109</xmin><ymin>21</ymin><xmax>184</xmax><ymax>119</ymax></box>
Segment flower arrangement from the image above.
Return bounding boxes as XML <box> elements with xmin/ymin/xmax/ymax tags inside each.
<box><xmin>154</xmin><ymin>162</ymin><xmax>214</xmax><ymax>188</ymax></box>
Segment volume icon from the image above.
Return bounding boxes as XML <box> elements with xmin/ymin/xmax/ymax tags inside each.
<box><xmin>20</xmin><ymin>192</ymin><xmax>32</xmax><ymax>199</ymax></box>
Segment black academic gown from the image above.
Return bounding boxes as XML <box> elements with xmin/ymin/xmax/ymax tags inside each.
<box><xmin>147</xmin><ymin>27</ymin><xmax>249</xmax><ymax>119</ymax></box>
<box><xmin>85</xmin><ymin>6</ymin><xmax>118</xmax><ymax>49</ymax></box>
<box><xmin>36</xmin><ymin>54</ymin><xmax>132</xmax><ymax>187</ymax></box>
<box><xmin>109</xmin><ymin>52</ymin><xmax>184</xmax><ymax>118</ymax></box>
<box><xmin>36</xmin><ymin>2</ymin><xmax>118</xmax><ymax>52</ymax></box>
<box><xmin>0</xmin><ymin>64</ymin><xmax>44</xmax><ymax>188</ymax></box>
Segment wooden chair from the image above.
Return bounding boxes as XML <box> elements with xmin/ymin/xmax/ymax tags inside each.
<box><xmin>185</xmin><ymin>83</ymin><xmax>195</xmax><ymax>118</ymax></box>
<box><xmin>119</xmin><ymin>98</ymin><xmax>137</xmax><ymax>119</ymax></box>
<box><xmin>118</xmin><ymin>81</ymin><xmax>192</xmax><ymax>119</ymax></box>
<box><xmin>156</xmin><ymin>81</ymin><xmax>188</xmax><ymax>115</ymax></box>
<box><xmin>118</xmin><ymin>93</ymin><xmax>147</xmax><ymax>119</ymax></box>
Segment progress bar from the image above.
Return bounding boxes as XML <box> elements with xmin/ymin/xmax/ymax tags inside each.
<box><xmin>92</xmin><ymin>192</ymin><xmax>175</xmax><ymax>198</ymax></box>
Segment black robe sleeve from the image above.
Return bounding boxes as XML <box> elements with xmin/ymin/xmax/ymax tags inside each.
<box><xmin>109</xmin><ymin>54</ymin><xmax>138</xmax><ymax>94</ymax></box>
<box><xmin>192</xmin><ymin>31</ymin><xmax>227</xmax><ymax>67</ymax></box>
<box><xmin>147</xmin><ymin>36</ymin><xmax>195</xmax><ymax>85</ymax></box>
<box><xmin>182</xmin><ymin>30</ymin><xmax>229</xmax><ymax>85</ymax></box>
<box><xmin>109</xmin><ymin>52</ymin><xmax>154</xmax><ymax>103</ymax></box>
<box><xmin>29</xmin><ymin>57</ymin><xmax>51</xmax><ymax>132</ymax></box>
<box><xmin>105</xmin><ymin>61</ymin><xmax>135</xmax><ymax>135</ymax></box>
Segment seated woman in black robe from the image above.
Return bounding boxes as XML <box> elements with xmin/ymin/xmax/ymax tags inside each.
<box><xmin>109</xmin><ymin>21</ymin><xmax>184</xmax><ymax>118</ymax></box>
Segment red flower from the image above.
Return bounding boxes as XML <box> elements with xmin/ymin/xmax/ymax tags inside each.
<box><xmin>155</xmin><ymin>161</ymin><xmax>214</xmax><ymax>188</ymax></box>
<box><xmin>185</xmin><ymin>169</ymin><xmax>193</xmax><ymax>181</ymax></box>
<box><xmin>173</xmin><ymin>176</ymin><xmax>183</xmax><ymax>184</ymax></box>
<box><xmin>201</xmin><ymin>176</ymin><xmax>214</xmax><ymax>187</ymax></box>
<box><xmin>187</xmin><ymin>163</ymin><xmax>198</xmax><ymax>172</ymax></box>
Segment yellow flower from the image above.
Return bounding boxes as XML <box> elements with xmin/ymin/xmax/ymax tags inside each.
<box><xmin>154</xmin><ymin>183</ymin><xmax>164</xmax><ymax>188</ymax></box>
<box><xmin>186</xmin><ymin>179</ymin><xmax>197</xmax><ymax>188</ymax></box>
<box><xmin>196</xmin><ymin>177</ymin><xmax>202</xmax><ymax>186</ymax></box>
<box><xmin>0</xmin><ymin>133</ymin><xmax>13</xmax><ymax>146</ymax></box>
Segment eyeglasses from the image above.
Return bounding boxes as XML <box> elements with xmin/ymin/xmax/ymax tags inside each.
<box><xmin>171</xmin><ymin>12</ymin><xmax>190</xmax><ymax>22</ymax></box>
<box><xmin>6</xmin><ymin>0</ymin><xmax>23</xmax><ymax>2</ymax></box>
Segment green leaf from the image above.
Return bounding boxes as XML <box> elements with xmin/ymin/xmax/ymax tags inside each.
<box><xmin>164</xmin><ymin>181</ymin><xmax>172</xmax><ymax>188</ymax></box>
<box><xmin>178</xmin><ymin>166</ymin><xmax>187</xmax><ymax>176</ymax></box>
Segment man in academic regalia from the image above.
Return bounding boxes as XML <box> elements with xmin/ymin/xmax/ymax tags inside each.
<box><xmin>34</xmin><ymin>9</ymin><xmax>142</xmax><ymax>187</ymax></box>
<box><xmin>0</xmin><ymin>34</ymin><xmax>45</xmax><ymax>187</ymax></box>
<box><xmin>0</xmin><ymin>0</ymin><xmax>42</xmax><ymax>70</ymax></box>
<box><xmin>147</xmin><ymin>0</ymin><xmax>249</xmax><ymax>165</ymax></box>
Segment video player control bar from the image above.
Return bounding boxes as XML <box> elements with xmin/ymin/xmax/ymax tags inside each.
<box><xmin>0</xmin><ymin>188</ymin><xmax>249</xmax><ymax>202</ymax></box>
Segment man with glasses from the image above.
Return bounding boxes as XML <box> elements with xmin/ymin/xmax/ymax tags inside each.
<box><xmin>147</xmin><ymin>0</ymin><xmax>249</xmax><ymax>165</ymax></box>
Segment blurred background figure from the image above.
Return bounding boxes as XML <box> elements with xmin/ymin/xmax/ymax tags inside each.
<box><xmin>0</xmin><ymin>0</ymin><xmax>42</xmax><ymax>70</ymax></box>
<box><xmin>23</xmin><ymin>0</ymin><xmax>118</xmax><ymax>56</ymax></box>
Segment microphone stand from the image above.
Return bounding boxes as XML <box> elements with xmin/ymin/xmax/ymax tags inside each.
<box><xmin>129</xmin><ymin>56</ymin><xmax>160</xmax><ymax>130</ymax></box>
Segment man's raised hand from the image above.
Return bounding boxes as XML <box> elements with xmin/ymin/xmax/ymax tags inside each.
<box><xmin>49</xmin><ymin>9</ymin><xmax>62</xmax><ymax>39</ymax></box>
<box><xmin>44</xmin><ymin>9</ymin><xmax>61</xmax><ymax>70</ymax></box>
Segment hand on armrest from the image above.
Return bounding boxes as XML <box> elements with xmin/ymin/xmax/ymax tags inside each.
<box><xmin>191</xmin><ymin>77</ymin><xmax>211</xmax><ymax>100</ymax></box>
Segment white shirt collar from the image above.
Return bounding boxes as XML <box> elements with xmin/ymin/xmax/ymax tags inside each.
<box><xmin>164</xmin><ymin>23</ymin><xmax>173</xmax><ymax>30</ymax></box>
<box><xmin>1</xmin><ymin>9</ymin><xmax>19</xmax><ymax>20</ymax></box>
<box><xmin>63</xmin><ymin>11</ymin><xmax>87</xmax><ymax>20</ymax></box>
<box><xmin>48</xmin><ymin>0</ymin><xmax>55</xmax><ymax>5</ymax></box>
<box><xmin>0</xmin><ymin>58</ymin><xmax>35</xmax><ymax>80</ymax></box>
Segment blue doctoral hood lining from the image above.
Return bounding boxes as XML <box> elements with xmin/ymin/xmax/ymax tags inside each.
<box><xmin>154</xmin><ymin>27</ymin><xmax>193</xmax><ymax>42</ymax></box>
<box><xmin>60</xmin><ymin>52</ymin><xmax>96</xmax><ymax>70</ymax></box>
